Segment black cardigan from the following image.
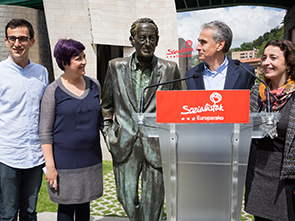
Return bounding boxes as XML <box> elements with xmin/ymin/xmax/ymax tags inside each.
<box><xmin>250</xmin><ymin>84</ymin><xmax>295</xmax><ymax>180</ymax></box>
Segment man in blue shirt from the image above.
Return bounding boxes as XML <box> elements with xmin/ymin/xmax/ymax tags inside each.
<box><xmin>0</xmin><ymin>19</ymin><xmax>48</xmax><ymax>221</ymax></box>
<box><xmin>185</xmin><ymin>20</ymin><xmax>255</xmax><ymax>90</ymax></box>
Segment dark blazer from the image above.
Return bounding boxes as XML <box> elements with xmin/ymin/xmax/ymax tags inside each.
<box><xmin>185</xmin><ymin>58</ymin><xmax>255</xmax><ymax>90</ymax></box>
<box><xmin>250</xmin><ymin>84</ymin><xmax>295</xmax><ymax>180</ymax></box>
<box><xmin>101</xmin><ymin>53</ymin><xmax>182</xmax><ymax>168</ymax></box>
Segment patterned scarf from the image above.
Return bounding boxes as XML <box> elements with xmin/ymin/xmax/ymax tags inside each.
<box><xmin>259</xmin><ymin>77</ymin><xmax>295</xmax><ymax>112</ymax></box>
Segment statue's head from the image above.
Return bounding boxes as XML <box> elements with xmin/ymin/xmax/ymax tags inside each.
<box><xmin>129</xmin><ymin>18</ymin><xmax>159</xmax><ymax>63</ymax></box>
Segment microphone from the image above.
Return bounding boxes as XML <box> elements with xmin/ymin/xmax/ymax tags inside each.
<box><xmin>234</xmin><ymin>60</ymin><xmax>273</xmax><ymax>113</ymax></box>
<box><xmin>139</xmin><ymin>73</ymin><xmax>199</xmax><ymax>113</ymax></box>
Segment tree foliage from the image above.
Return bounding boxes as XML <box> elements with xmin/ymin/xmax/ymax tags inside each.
<box><xmin>231</xmin><ymin>25</ymin><xmax>284</xmax><ymax>58</ymax></box>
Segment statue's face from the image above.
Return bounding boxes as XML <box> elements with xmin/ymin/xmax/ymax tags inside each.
<box><xmin>131</xmin><ymin>23</ymin><xmax>158</xmax><ymax>62</ymax></box>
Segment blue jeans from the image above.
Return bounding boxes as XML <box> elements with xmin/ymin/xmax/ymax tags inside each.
<box><xmin>0</xmin><ymin>162</ymin><xmax>43</xmax><ymax>221</ymax></box>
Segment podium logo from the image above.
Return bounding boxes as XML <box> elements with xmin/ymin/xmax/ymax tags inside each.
<box><xmin>210</xmin><ymin>92</ymin><xmax>222</xmax><ymax>104</ymax></box>
<box><xmin>181</xmin><ymin>92</ymin><xmax>224</xmax><ymax>115</ymax></box>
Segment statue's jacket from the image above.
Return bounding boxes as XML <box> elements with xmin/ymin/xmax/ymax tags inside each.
<box><xmin>101</xmin><ymin>53</ymin><xmax>182</xmax><ymax>168</ymax></box>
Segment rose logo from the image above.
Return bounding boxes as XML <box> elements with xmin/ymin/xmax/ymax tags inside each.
<box><xmin>185</xmin><ymin>40</ymin><xmax>193</xmax><ymax>47</ymax></box>
<box><xmin>210</xmin><ymin>92</ymin><xmax>222</xmax><ymax>104</ymax></box>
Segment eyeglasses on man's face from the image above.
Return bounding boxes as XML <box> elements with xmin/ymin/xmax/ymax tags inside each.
<box><xmin>6</xmin><ymin>36</ymin><xmax>31</xmax><ymax>44</ymax></box>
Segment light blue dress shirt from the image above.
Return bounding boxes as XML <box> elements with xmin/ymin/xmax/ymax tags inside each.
<box><xmin>0</xmin><ymin>57</ymin><xmax>48</xmax><ymax>169</ymax></box>
<box><xmin>203</xmin><ymin>56</ymin><xmax>228</xmax><ymax>90</ymax></box>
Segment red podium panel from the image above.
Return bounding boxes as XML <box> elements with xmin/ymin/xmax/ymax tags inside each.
<box><xmin>156</xmin><ymin>90</ymin><xmax>250</xmax><ymax>124</ymax></box>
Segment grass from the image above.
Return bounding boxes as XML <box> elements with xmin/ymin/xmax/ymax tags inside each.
<box><xmin>36</xmin><ymin>160</ymin><xmax>113</xmax><ymax>213</ymax></box>
<box><xmin>36</xmin><ymin>175</ymin><xmax>57</xmax><ymax>213</ymax></box>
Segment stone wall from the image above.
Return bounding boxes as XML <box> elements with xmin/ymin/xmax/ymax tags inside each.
<box><xmin>0</xmin><ymin>1</ymin><xmax>179</xmax><ymax>81</ymax></box>
<box><xmin>88</xmin><ymin>0</ymin><xmax>178</xmax><ymax>63</ymax></box>
<box><xmin>43</xmin><ymin>0</ymin><xmax>178</xmax><ymax>80</ymax></box>
<box><xmin>43</xmin><ymin>0</ymin><xmax>95</xmax><ymax>80</ymax></box>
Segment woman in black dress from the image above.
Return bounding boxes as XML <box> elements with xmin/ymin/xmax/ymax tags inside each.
<box><xmin>245</xmin><ymin>39</ymin><xmax>295</xmax><ymax>221</ymax></box>
<box><xmin>39</xmin><ymin>39</ymin><xmax>103</xmax><ymax>221</ymax></box>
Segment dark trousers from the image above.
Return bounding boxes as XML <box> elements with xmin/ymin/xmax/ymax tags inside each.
<box><xmin>254</xmin><ymin>216</ymin><xmax>272</xmax><ymax>221</ymax></box>
<box><xmin>57</xmin><ymin>202</ymin><xmax>90</xmax><ymax>221</ymax></box>
<box><xmin>0</xmin><ymin>162</ymin><xmax>43</xmax><ymax>221</ymax></box>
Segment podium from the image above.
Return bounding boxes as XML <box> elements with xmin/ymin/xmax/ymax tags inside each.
<box><xmin>133</xmin><ymin>90</ymin><xmax>280</xmax><ymax>221</ymax></box>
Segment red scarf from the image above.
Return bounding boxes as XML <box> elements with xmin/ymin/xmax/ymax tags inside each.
<box><xmin>259</xmin><ymin>77</ymin><xmax>295</xmax><ymax>112</ymax></box>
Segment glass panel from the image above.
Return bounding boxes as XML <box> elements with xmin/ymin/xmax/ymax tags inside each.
<box><xmin>132</xmin><ymin>112</ymin><xmax>280</xmax><ymax>220</ymax></box>
<box><xmin>158</xmin><ymin>123</ymin><xmax>252</xmax><ymax>221</ymax></box>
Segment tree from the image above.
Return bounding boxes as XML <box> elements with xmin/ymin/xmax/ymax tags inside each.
<box><xmin>256</xmin><ymin>26</ymin><xmax>284</xmax><ymax>57</ymax></box>
<box><xmin>253</xmin><ymin>36</ymin><xmax>264</xmax><ymax>48</ymax></box>
<box><xmin>232</xmin><ymin>25</ymin><xmax>284</xmax><ymax>58</ymax></box>
<box><xmin>240</xmin><ymin>42</ymin><xmax>253</xmax><ymax>51</ymax></box>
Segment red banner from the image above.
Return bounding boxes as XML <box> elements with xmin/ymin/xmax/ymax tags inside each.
<box><xmin>156</xmin><ymin>90</ymin><xmax>250</xmax><ymax>124</ymax></box>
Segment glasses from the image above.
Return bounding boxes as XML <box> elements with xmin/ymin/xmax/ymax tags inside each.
<box><xmin>7</xmin><ymin>36</ymin><xmax>31</xmax><ymax>44</ymax></box>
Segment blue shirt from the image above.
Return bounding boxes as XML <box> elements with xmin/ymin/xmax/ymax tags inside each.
<box><xmin>0</xmin><ymin>57</ymin><xmax>48</xmax><ymax>169</ymax></box>
<box><xmin>203</xmin><ymin>56</ymin><xmax>228</xmax><ymax>90</ymax></box>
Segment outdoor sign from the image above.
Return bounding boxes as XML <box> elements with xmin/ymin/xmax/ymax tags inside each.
<box><xmin>156</xmin><ymin>90</ymin><xmax>250</xmax><ymax>124</ymax></box>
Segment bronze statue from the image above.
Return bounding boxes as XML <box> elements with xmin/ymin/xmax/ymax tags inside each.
<box><xmin>101</xmin><ymin>18</ymin><xmax>182</xmax><ymax>221</ymax></box>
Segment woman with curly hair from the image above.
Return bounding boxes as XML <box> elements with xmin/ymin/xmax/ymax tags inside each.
<box><xmin>245</xmin><ymin>39</ymin><xmax>295</xmax><ymax>221</ymax></box>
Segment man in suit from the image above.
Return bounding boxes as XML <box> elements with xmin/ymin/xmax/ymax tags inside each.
<box><xmin>101</xmin><ymin>18</ymin><xmax>181</xmax><ymax>221</ymax></box>
<box><xmin>186</xmin><ymin>20</ymin><xmax>255</xmax><ymax>90</ymax></box>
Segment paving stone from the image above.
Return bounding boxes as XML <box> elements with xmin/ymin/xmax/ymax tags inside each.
<box><xmin>91</xmin><ymin>171</ymin><xmax>127</xmax><ymax>217</ymax></box>
<box><xmin>89</xmin><ymin>170</ymin><xmax>254</xmax><ymax>220</ymax></box>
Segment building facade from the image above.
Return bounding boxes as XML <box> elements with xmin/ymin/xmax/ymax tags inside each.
<box><xmin>232</xmin><ymin>49</ymin><xmax>258</xmax><ymax>61</ymax></box>
<box><xmin>284</xmin><ymin>4</ymin><xmax>295</xmax><ymax>43</ymax></box>
<box><xmin>43</xmin><ymin>0</ymin><xmax>179</xmax><ymax>83</ymax></box>
<box><xmin>0</xmin><ymin>1</ymin><xmax>294</xmax><ymax>85</ymax></box>
<box><xmin>0</xmin><ymin>0</ymin><xmax>179</xmax><ymax>85</ymax></box>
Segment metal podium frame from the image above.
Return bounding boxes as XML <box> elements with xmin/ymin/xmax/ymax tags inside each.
<box><xmin>133</xmin><ymin>112</ymin><xmax>280</xmax><ymax>221</ymax></box>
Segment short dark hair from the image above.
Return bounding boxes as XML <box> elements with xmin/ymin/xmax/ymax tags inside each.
<box><xmin>130</xmin><ymin>18</ymin><xmax>159</xmax><ymax>38</ymax></box>
<box><xmin>53</xmin><ymin>39</ymin><xmax>85</xmax><ymax>71</ymax></box>
<box><xmin>201</xmin><ymin>20</ymin><xmax>232</xmax><ymax>53</ymax></box>
<box><xmin>263</xmin><ymin>39</ymin><xmax>295</xmax><ymax>80</ymax></box>
<box><xmin>5</xmin><ymin>19</ymin><xmax>34</xmax><ymax>38</ymax></box>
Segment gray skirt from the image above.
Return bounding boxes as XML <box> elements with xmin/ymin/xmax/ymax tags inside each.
<box><xmin>47</xmin><ymin>163</ymin><xmax>103</xmax><ymax>204</ymax></box>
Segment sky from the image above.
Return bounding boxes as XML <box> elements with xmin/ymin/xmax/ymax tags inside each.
<box><xmin>177</xmin><ymin>6</ymin><xmax>286</xmax><ymax>52</ymax></box>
